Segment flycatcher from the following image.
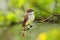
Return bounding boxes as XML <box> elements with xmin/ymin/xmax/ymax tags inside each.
<box><xmin>22</xmin><ymin>9</ymin><xmax>35</xmax><ymax>38</ymax></box>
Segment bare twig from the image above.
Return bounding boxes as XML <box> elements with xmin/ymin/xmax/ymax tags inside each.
<box><xmin>20</xmin><ymin>5</ymin><xmax>26</xmax><ymax>12</ymax></box>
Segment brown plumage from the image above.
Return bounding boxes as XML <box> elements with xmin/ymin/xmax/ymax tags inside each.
<box><xmin>22</xmin><ymin>14</ymin><xmax>28</xmax><ymax>38</ymax></box>
<box><xmin>22</xmin><ymin>9</ymin><xmax>34</xmax><ymax>38</ymax></box>
<box><xmin>22</xmin><ymin>14</ymin><xmax>28</xmax><ymax>27</ymax></box>
<box><xmin>27</xmin><ymin>9</ymin><xmax>34</xmax><ymax>13</ymax></box>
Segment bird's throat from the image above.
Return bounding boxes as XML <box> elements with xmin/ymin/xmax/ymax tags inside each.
<box><xmin>28</xmin><ymin>12</ymin><xmax>34</xmax><ymax>15</ymax></box>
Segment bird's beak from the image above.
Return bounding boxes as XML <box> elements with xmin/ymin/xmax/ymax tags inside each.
<box><xmin>32</xmin><ymin>10</ymin><xmax>34</xmax><ymax>11</ymax></box>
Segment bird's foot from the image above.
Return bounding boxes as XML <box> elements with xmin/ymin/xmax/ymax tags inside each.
<box><xmin>27</xmin><ymin>25</ymin><xmax>33</xmax><ymax>30</ymax></box>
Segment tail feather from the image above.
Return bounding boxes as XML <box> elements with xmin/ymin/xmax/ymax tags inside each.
<box><xmin>22</xmin><ymin>30</ymin><xmax>26</xmax><ymax>38</ymax></box>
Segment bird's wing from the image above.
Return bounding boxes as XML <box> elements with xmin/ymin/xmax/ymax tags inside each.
<box><xmin>22</xmin><ymin>14</ymin><xmax>28</xmax><ymax>27</ymax></box>
<box><xmin>22</xmin><ymin>14</ymin><xmax>28</xmax><ymax>38</ymax></box>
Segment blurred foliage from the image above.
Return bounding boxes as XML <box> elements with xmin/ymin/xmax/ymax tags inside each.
<box><xmin>38</xmin><ymin>32</ymin><xmax>47</xmax><ymax>40</ymax></box>
<box><xmin>0</xmin><ymin>0</ymin><xmax>60</xmax><ymax>26</ymax></box>
<box><xmin>37</xmin><ymin>28</ymin><xmax>60</xmax><ymax>40</ymax></box>
<box><xmin>0</xmin><ymin>0</ymin><xmax>60</xmax><ymax>40</ymax></box>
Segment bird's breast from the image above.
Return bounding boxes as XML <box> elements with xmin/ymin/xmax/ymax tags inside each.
<box><xmin>28</xmin><ymin>15</ymin><xmax>35</xmax><ymax>20</ymax></box>
<box><xmin>25</xmin><ymin>15</ymin><xmax>35</xmax><ymax>25</ymax></box>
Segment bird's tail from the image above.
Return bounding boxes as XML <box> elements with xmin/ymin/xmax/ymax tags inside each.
<box><xmin>22</xmin><ymin>30</ymin><xmax>26</xmax><ymax>38</ymax></box>
<box><xmin>22</xmin><ymin>26</ymin><xmax>26</xmax><ymax>38</ymax></box>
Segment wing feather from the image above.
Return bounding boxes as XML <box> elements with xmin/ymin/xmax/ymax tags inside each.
<box><xmin>22</xmin><ymin>14</ymin><xmax>28</xmax><ymax>27</ymax></box>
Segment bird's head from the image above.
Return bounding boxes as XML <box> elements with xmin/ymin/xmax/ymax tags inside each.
<box><xmin>27</xmin><ymin>9</ymin><xmax>34</xmax><ymax>15</ymax></box>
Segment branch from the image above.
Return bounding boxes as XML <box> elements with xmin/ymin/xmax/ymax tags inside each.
<box><xmin>40</xmin><ymin>15</ymin><xmax>53</xmax><ymax>22</ymax></box>
<box><xmin>20</xmin><ymin>5</ymin><xmax>26</xmax><ymax>12</ymax></box>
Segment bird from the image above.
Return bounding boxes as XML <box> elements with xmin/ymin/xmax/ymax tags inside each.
<box><xmin>22</xmin><ymin>9</ymin><xmax>35</xmax><ymax>38</ymax></box>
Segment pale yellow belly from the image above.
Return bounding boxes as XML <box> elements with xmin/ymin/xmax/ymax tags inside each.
<box><xmin>25</xmin><ymin>15</ymin><xmax>35</xmax><ymax>26</ymax></box>
<box><xmin>26</xmin><ymin>19</ymin><xmax>34</xmax><ymax>25</ymax></box>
